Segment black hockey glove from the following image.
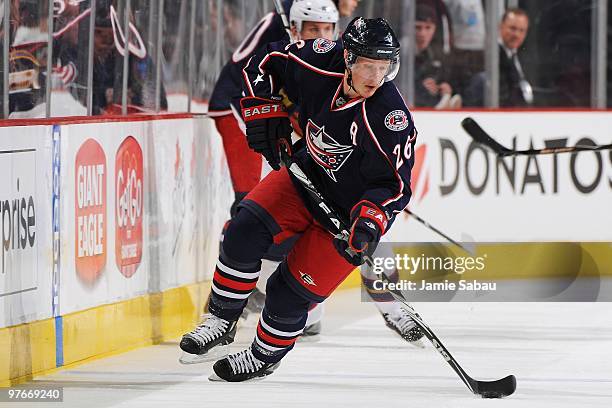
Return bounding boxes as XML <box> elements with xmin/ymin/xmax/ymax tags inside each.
<box><xmin>240</xmin><ymin>96</ymin><xmax>292</xmax><ymax>171</ymax></box>
<box><xmin>333</xmin><ymin>201</ymin><xmax>388</xmax><ymax>266</ymax></box>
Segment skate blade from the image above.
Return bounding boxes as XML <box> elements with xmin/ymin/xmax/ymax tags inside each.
<box><xmin>208</xmin><ymin>372</ymin><xmax>225</xmax><ymax>382</ymax></box>
<box><xmin>208</xmin><ymin>373</ymin><xmax>269</xmax><ymax>383</ymax></box>
<box><xmin>178</xmin><ymin>344</ymin><xmax>230</xmax><ymax>365</ymax></box>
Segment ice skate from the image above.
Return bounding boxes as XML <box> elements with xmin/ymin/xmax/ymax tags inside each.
<box><xmin>299</xmin><ymin>302</ymin><xmax>323</xmax><ymax>341</ymax></box>
<box><xmin>178</xmin><ymin>314</ymin><xmax>237</xmax><ymax>364</ymax></box>
<box><xmin>302</xmin><ymin>320</ymin><xmax>321</xmax><ymax>336</ymax></box>
<box><xmin>381</xmin><ymin>305</ymin><xmax>425</xmax><ymax>347</ymax></box>
<box><xmin>209</xmin><ymin>348</ymin><xmax>280</xmax><ymax>382</ymax></box>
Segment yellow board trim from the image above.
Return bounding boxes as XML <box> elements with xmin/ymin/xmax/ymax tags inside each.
<box><xmin>0</xmin><ymin>281</ymin><xmax>211</xmax><ymax>388</ymax></box>
<box><xmin>61</xmin><ymin>281</ymin><xmax>212</xmax><ymax>367</ymax></box>
<box><xmin>337</xmin><ymin>268</ymin><xmax>362</xmax><ymax>290</ymax></box>
<box><xmin>0</xmin><ymin>318</ymin><xmax>56</xmax><ymax>387</ymax></box>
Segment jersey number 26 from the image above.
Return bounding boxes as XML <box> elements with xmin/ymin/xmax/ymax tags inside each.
<box><xmin>393</xmin><ymin>140</ymin><xmax>412</xmax><ymax>170</ymax></box>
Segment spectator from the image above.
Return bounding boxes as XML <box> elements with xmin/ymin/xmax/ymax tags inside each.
<box><xmin>418</xmin><ymin>0</ymin><xmax>453</xmax><ymax>56</ymax></box>
<box><xmin>334</xmin><ymin>0</ymin><xmax>359</xmax><ymax>16</ymax></box>
<box><xmin>414</xmin><ymin>4</ymin><xmax>461</xmax><ymax>109</ymax></box>
<box><xmin>334</xmin><ymin>0</ymin><xmax>360</xmax><ymax>31</ymax></box>
<box><xmin>87</xmin><ymin>0</ymin><xmax>167</xmax><ymax>115</ymax></box>
<box><xmin>443</xmin><ymin>0</ymin><xmax>485</xmax><ymax>96</ymax></box>
<box><xmin>1</xmin><ymin>0</ymin><xmax>47</xmax><ymax>117</ymax></box>
<box><xmin>464</xmin><ymin>7</ymin><xmax>533</xmax><ymax>107</ymax></box>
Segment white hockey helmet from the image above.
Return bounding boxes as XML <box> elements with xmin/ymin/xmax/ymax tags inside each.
<box><xmin>289</xmin><ymin>0</ymin><xmax>340</xmax><ymax>34</ymax></box>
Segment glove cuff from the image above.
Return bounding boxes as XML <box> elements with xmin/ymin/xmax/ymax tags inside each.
<box><xmin>240</xmin><ymin>96</ymin><xmax>289</xmax><ymax>123</ymax></box>
<box><xmin>351</xmin><ymin>200</ymin><xmax>388</xmax><ymax>233</ymax></box>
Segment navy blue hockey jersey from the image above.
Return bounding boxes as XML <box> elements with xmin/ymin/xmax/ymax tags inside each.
<box><xmin>242</xmin><ymin>38</ymin><xmax>418</xmax><ymax>228</ymax></box>
<box><xmin>208</xmin><ymin>7</ymin><xmax>289</xmax><ymax>116</ymax></box>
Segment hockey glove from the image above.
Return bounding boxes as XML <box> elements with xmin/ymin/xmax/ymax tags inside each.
<box><xmin>333</xmin><ymin>201</ymin><xmax>388</xmax><ymax>266</ymax></box>
<box><xmin>240</xmin><ymin>96</ymin><xmax>292</xmax><ymax>170</ymax></box>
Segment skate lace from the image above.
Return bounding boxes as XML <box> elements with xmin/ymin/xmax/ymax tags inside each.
<box><xmin>394</xmin><ymin>308</ymin><xmax>418</xmax><ymax>333</ymax></box>
<box><xmin>227</xmin><ymin>349</ymin><xmax>265</xmax><ymax>374</ymax></box>
<box><xmin>188</xmin><ymin>314</ymin><xmax>229</xmax><ymax>345</ymax></box>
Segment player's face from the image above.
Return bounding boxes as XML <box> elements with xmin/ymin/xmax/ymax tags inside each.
<box><xmin>94</xmin><ymin>27</ymin><xmax>115</xmax><ymax>59</ymax></box>
<box><xmin>299</xmin><ymin>21</ymin><xmax>336</xmax><ymax>41</ymax></box>
<box><xmin>349</xmin><ymin>56</ymin><xmax>391</xmax><ymax>98</ymax></box>
<box><xmin>415</xmin><ymin>21</ymin><xmax>436</xmax><ymax>52</ymax></box>
<box><xmin>499</xmin><ymin>12</ymin><xmax>529</xmax><ymax>50</ymax></box>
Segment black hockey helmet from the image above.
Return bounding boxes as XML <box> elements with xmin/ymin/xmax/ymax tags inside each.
<box><xmin>342</xmin><ymin>17</ymin><xmax>400</xmax><ymax>82</ymax></box>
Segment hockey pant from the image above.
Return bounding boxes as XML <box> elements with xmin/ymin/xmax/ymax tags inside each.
<box><xmin>214</xmin><ymin>114</ymin><xmax>261</xmax><ymax>195</ymax></box>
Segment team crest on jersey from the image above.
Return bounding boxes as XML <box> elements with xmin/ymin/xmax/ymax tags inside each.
<box><xmin>313</xmin><ymin>38</ymin><xmax>335</xmax><ymax>54</ymax></box>
<box><xmin>385</xmin><ymin>110</ymin><xmax>409</xmax><ymax>131</ymax></box>
<box><xmin>306</xmin><ymin>120</ymin><xmax>353</xmax><ymax>182</ymax></box>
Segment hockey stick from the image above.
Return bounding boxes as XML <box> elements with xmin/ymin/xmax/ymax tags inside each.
<box><xmin>279</xmin><ymin>144</ymin><xmax>516</xmax><ymax>398</ymax></box>
<box><xmin>278</xmin><ymin>142</ymin><xmax>371</xmax><ymax>264</ymax></box>
<box><xmin>402</xmin><ymin>209</ymin><xmax>474</xmax><ymax>255</ymax></box>
<box><xmin>377</xmin><ymin>274</ymin><xmax>517</xmax><ymax>398</ymax></box>
<box><xmin>462</xmin><ymin>117</ymin><xmax>612</xmax><ymax>157</ymax></box>
<box><xmin>272</xmin><ymin>0</ymin><xmax>296</xmax><ymax>43</ymax></box>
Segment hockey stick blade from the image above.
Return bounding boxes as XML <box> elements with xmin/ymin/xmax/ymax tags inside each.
<box><xmin>380</xmin><ymin>272</ymin><xmax>517</xmax><ymax>398</ymax></box>
<box><xmin>473</xmin><ymin>374</ymin><xmax>517</xmax><ymax>399</ymax></box>
<box><xmin>461</xmin><ymin>117</ymin><xmax>513</xmax><ymax>156</ymax></box>
<box><xmin>462</xmin><ymin>117</ymin><xmax>612</xmax><ymax>157</ymax></box>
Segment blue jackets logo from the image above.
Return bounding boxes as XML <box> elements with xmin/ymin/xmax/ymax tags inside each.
<box><xmin>305</xmin><ymin>120</ymin><xmax>353</xmax><ymax>182</ymax></box>
<box><xmin>312</xmin><ymin>38</ymin><xmax>335</xmax><ymax>54</ymax></box>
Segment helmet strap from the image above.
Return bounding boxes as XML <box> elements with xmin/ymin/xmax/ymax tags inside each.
<box><xmin>346</xmin><ymin>68</ymin><xmax>358</xmax><ymax>96</ymax></box>
<box><xmin>345</xmin><ymin>52</ymin><xmax>359</xmax><ymax>97</ymax></box>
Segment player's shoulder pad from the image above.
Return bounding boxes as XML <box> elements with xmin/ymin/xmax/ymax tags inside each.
<box><xmin>363</xmin><ymin>83</ymin><xmax>415</xmax><ymax>140</ymax></box>
<box><xmin>231</xmin><ymin>12</ymin><xmax>287</xmax><ymax>63</ymax></box>
<box><xmin>286</xmin><ymin>38</ymin><xmax>345</xmax><ymax>75</ymax></box>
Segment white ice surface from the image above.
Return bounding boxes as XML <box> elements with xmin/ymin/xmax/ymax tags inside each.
<box><xmin>15</xmin><ymin>289</ymin><xmax>612</xmax><ymax>408</ymax></box>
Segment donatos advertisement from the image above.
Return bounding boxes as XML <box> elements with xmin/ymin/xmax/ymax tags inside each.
<box><xmin>75</xmin><ymin>138</ymin><xmax>107</xmax><ymax>283</ymax></box>
<box><xmin>115</xmin><ymin>136</ymin><xmax>144</xmax><ymax>277</ymax></box>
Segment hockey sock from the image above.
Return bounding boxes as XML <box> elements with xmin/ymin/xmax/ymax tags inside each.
<box><xmin>251</xmin><ymin>270</ymin><xmax>310</xmax><ymax>363</ymax></box>
<box><xmin>209</xmin><ymin>209</ymin><xmax>274</xmax><ymax>321</ymax></box>
<box><xmin>209</xmin><ymin>253</ymin><xmax>261</xmax><ymax>321</ymax></box>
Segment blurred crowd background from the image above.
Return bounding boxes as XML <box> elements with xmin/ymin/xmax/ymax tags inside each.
<box><xmin>0</xmin><ymin>0</ymin><xmax>609</xmax><ymax>119</ymax></box>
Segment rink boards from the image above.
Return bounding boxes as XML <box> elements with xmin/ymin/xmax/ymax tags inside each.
<box><xmin>1</xmin><ymin>111</ymin><xmax>611</xmax><ymax>386</ymax></box>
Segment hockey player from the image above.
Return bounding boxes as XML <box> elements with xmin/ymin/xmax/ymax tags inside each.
<box><xmin>207</xmin><ymin>0</ymin><xmax>340</xmax><ymax>204</ymax></box>
<box><xmin>186</xmin><ymin>17</ymin><xmax>420</xmax><ymax>382</ymax></box>
<box><xmin>179</xmin><ymin>0</ymin><xmax>423</xmax><ymax>364</ymax></box>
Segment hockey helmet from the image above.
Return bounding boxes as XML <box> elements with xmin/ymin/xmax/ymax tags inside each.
<box><xmin>290</xmin><ymin>0</ymin><xmax>339</xmax><ymax>36</ymax></box>
<box><xmin>342</xmin><ymin>17</ymin><xmax>401</xmax><ymax>82</ymax></box>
